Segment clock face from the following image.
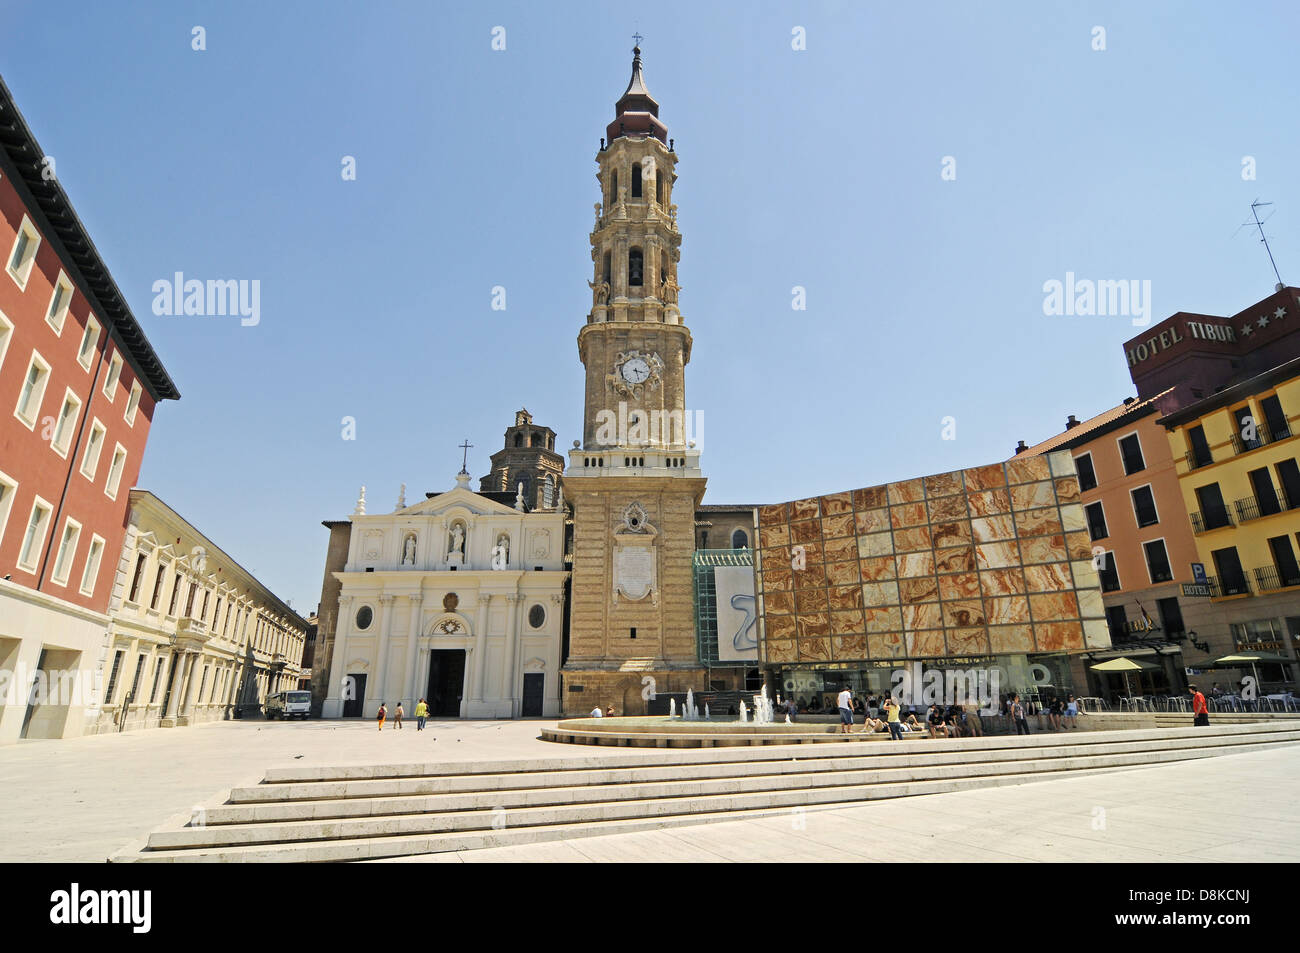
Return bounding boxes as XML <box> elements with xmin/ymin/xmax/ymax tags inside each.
<box><xmin>622</xmin><ymin>357</ymin><xmax>651</xmax><ymax>384</ymax></box>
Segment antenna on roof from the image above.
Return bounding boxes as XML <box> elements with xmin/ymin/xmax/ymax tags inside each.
<box><xmin>1237</xmin><ymin>199</ymin><xmax>1284</xmax><ymax>291</ymax></box>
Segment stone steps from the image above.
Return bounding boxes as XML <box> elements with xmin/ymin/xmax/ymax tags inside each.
<box><xmin>110</xmin><ymin>722</ymin><xmax>1300</xmax><ymax>862</ymax></box>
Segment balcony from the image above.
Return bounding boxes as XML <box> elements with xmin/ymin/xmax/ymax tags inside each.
<box><xmin>1233</xmin><ymin>490</ymin><xmax>1295</xmax><ymax>523</ymax></box>
<box><xmin>1189</xmin><ymin>508</ymin><xmax>1235</xmax><ymax>534</ymax></box>
<box><xmin>1229</xmin><ymin>418</ymin><xmax>1291</xmax><ymax>455</ymax></box>
<box><xmin>1206</xmin><ymin>573</ymin><xmax>1252</xmax><ymax>598</ymax></box>
<box><xmin>1252</xmin><ymin>565</ymin><xmax>1300</xmax><ymax>592</ymax></box>
<box><xmin>1185</xmin><ymin>449</ymin><xmax>1214</xmax><ymax>471</ymax></box>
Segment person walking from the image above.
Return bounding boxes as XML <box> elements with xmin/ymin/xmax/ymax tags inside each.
<box><xmin>884</xmin><ymin>696</ymin><xmax>903</xmax><ymax>741</ymax></box>
<box><xmin>414</xmin><ymin>698</ymin><xmax>428</xmax><ymax>731</ymax></box>
<box><xmin>1190</xmin><ymin>685</ymin><xmax>1210</xmax><ymax>726</ymax></box>
<box><xmin>1011</xmin><ymin>694</ymin><xmax>1030</xmax><ymax>735</ymax></box>
<box><xmin>376</xmin><ymin>702</ymin><xmax>387</xmax><ymax>731</ymax></box>
<box><xmin>836</xmin><ymin>685</ymin><xmax>854</xmax><ymax>734</ymax></box>
<box><xmin>393</xmin><ymin>701</ymin><xmax>404</xmax><ymax>729</ymax></box>
<box><xmin>964</xmin><ymin>700</ymin><xmax>984</xmax><ymax>737</ymax></box>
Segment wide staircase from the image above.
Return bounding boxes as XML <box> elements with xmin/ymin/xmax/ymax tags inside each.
<box><xmin>111</xmin><ymin>721</ymin><xmax>1300</xmax><ymax>862</ymax></box>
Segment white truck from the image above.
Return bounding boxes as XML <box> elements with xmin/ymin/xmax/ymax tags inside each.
<box><xmin>264</xmin><ymin>690</ymin><xmax>312</xmax><ymax>720</ymax></box>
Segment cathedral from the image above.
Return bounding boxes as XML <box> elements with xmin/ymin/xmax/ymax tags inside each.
<box><xmin>311</xmin><ymin>43</ymin><xmax>1105</xmax><ymax>721</ymax></box>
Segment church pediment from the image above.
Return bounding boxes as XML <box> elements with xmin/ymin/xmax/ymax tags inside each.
<box><xmin>395</xmin><ymin>487</ymin><xmax>519</xmax><ymax>518</ymax></box>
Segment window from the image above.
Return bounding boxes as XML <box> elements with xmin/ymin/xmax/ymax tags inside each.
<box><xmin>1194</xmin><ymin>483</ymin><xmax>1231</xmax><ymax>530</ymax></box>
<box><xmin>127</xmin><ymin>553</ymin><xmax>148</xmax><ymax>603</ymax></box>
<box><xmin>51</xmin><ymin>389</ymin><xmax>82</xmax><ymax>457</ymax></box>
<box><xmin>1085</xmin><ymin>501</ymin><xmax>1108</xmax><ymax>540</ymax></box>
<box><xmin>104</xmin><ymin>443</ymin><xmax>127</xmax><ymax>500</ymax></box>
<box><xmin>79</xmin><ymin>535</ymin><xmax>105</xmax><ymax>596</ymax></box>
<box><xmin>1143</xmin><ymin>538</ymin><xmax>1173</xmax><ymax>583</ymax></box>
<box><xmin>1247</xmin><ymin>467</ymin><xmax>1281</xmax><ymax>517</ymax></box>
<box><xmin>602</xmin><ymin>251</ymin><xmax>611</xmax><ymax>285</ymax></box>
<box><xmin>609</xmin><ymin>169</ymin><xmax>618</xmax><ymax>206</ymax></box>
<box><xmin>1118</xmin><ymin>433</ymin><xmax>1145</xmax><ymax>475</ymax></box>
<box><xmin>355</xmin><ymin>606</ymin><xmax>373</xmax><ymax>630</ymax></box>
<box><xmin>655</xmin><ymin>171</ymin><xmax>663</xmax><ymax>204</ymax></box>
<box><xmin>46</xmin><ymin>271</ymin><xmax>73</xmax><ymax>334</ymax></box>
<box><xmin>1234</xmin><ymin>405</ymin><xmax>1261</xmax><ymax>450</ymax></box>
<box><xmin>0</xmin><ymin>470</ymin><xmax>17</xmax><ymax>547</ymax></box>
<box><xmin>1105</xmin><ymin>605</ymin><xmax>1127</xmax><ymax>641</ymax></box>
<box><xmin>1187</xmin><ymin>425</ymin><xmax>1212</xmax><ymax>468</ymax></box>
<box><xmin>0</xmin><ymin>308</ymin><xmax>13</xmax><ymax>373</ymax></box>
<box><xmin>76</xmin><ymin>315</ymin><xmax>100</xmax><ymax>370</ymax></box>
<box><xmin>124</xmin><ymin>381</ymin><xmax>142</xmax><ymax>426</ymax></box>
<box><xmin>1267</xmin><ymin>535</ymin><xmax>1300</xmax><ymax>588</ymax></box>
<box><xmin>80</xmin><ymin>418</ymin><xmax>106</xmax><ymax>480</ymax></box>
<box><xmin>14</xmin><ymin>350</ymin><xmax>51</xmax><ymax>428</ymax></box>
<box><xmin>167</xmin><ymin>572</ymin><xmax>182</xmax><ymax>616</ymax></box>
<box><xmin>1278</xmin><ymin>459</ymin><xmax>1300</xmax><ymax>510</ymax></box>
<box><xmin>543</xmin><ymin>475</ymin><xmax>554</xmax><ymax>508</ymax></box>
<box><xmin>149</xmin><ymin>563</ymin><xmax>166</xmax><ymax>610</ymax></box>
<box><xmin>16</xmin><ymin>496</ymin><xmax>53</xmax><ymax>573</ymax></box>
<box><xmin>184</xmin><ymin>582</ymin><xmax>196</xmax><ymax>617</ymax></box>
<box><xmin>6</xmin><ymin>214</ymin><xmax>40</xmax><ymax>289</ymax></box>
<box><xmin>1156</xmin><ymin>597</ymin><xmax>1185</xmax><ymax>639</ymax></box>
<box><xmin>628</xmin><ymin>247</ymin><xmax>643</xmax><ymax>286</ymax></box>
<box><xmin>731</xmin><ymin>528</ymin><xmax>750</xmax><ymax>549</ymax></box>
<box><xmin>149</xmin><ymin>656</ymin><xmax>165</xmax><ymax>703</ymax></box>
<box><xmin>103</xmin><ymin>650</ymin><xmax>125</xmax><ymax>706</ymax></box>
<box><xmin>528</xmin><ymin>604</ymin><xmax>545</xmax><ymax>628</ymax></box>
<box><xmin>1097</xmin><ymin>550</ymin><xmax>1120</xmax><ymax>592</ymax></box>
<box><xmin>1074</xmin><ymin>452</ymin><xmax>1097</xmax><ymax>491</ymax></box>
<box><xmin>631</xmin><ymin>161</ymin><xmax>642</xmax><ymax>197</ymax></box>
<box><xmin>1260</xmin><ymin>394</ymin><xmax>1290</xmax><ymax>441</ymax></box>
<box><xmin>51</xmin><ymin>518</ymin><xmax>81</xmax><ymax>585</ymax></box>
<box><xmin>1210</xmin><ymin>547</ymin><xmax>1249</xmax><ymax>596</ymax></box>
<box><xmin>128</xmin><ymin>653</ymin><xmax>147</xmax><ymax>704</ymax></box>
<box><xmin>1230</xmin><ymin>618</ymin><xmax>1284</xmax><ymax>649</ymax></box>
<box><xmin>1130</xmin><ymin>485</ymin><xmax>1159</xmax><ymax>528</ymax></box>
<box><xmin>102</xmin><ymin>351</ymin><xmax>123</xmax><ymax>401</ymax></box>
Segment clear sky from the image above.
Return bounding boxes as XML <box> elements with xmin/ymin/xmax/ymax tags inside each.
<box><xmin>3</xmin><ymin>0</ymin><xmax>1297</xmax><ymax>612</ymax></box>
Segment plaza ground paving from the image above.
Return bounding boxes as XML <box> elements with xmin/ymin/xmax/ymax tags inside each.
<box><xmin>1</xmin><ymin>718</ymin><xmax>1296</xmax><ymax>863</ymax></box>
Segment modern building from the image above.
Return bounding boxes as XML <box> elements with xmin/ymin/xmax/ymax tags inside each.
<box><xmin>94</xmin><ymin>491</ymin><xmax>309</xmax><ymax>733</ymax></box>
<box><xmin>0</xmin><ymin>74</ymin><xmax>179</xmax><ymax>744</ymax></box>
<box><xmin>1015</xmin><ymin>393</ymin><xmax>1199</xmax><ymax>699</ymax></box>
<box><xmin>753</xmin><ymin>453</ymin><xmax>1110</xmax><ymax>707</ymax></box>
<box><xmin>1123</xmin><ymin>286</ymin><xmax>1300</xmax><ymax>690</ymax></box>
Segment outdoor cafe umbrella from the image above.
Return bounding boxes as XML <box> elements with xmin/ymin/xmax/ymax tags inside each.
<box><xmin>1089</xmin><ymin>656</ymin><xmax>1159</xmax><ymax>699</ymax></box>
<box><xmin>1205</xmin><ymin>652</ymin><xmax>1293</xmax><ymax>688</ymax></box>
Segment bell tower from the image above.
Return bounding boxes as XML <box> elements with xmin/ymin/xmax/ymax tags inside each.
<box><xmin>561</xmin><ymin>44</ymin><xmax>707</xmax><ymax>714</ymax></box>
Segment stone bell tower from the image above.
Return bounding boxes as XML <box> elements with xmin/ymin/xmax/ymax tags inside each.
<box><xmin>561</xmin><ymin>44</ymin><xmax>708</xmax><ymax>715</ymax></box>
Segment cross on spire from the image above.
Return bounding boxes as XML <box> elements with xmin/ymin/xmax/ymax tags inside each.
<box><xmin>459</xmin><ymin>439</ymin><xmax>473</xmax><ymax>474</ymax></box>
<box><xmin>632</xmin><ymin>32</ymin><xmax>643</xmax><ymax>48</ymax></box>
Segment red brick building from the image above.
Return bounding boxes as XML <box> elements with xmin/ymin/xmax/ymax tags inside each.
<box><xmin>0</xmin><ymin>74</ymin><xmax>178</xmax><ymax>742</ymax></box>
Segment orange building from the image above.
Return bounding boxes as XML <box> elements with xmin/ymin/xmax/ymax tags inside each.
<box><xmin>1017</xmin><ymin>389</ymin><xmax>1201</xmax><ymax>699</ymax></box>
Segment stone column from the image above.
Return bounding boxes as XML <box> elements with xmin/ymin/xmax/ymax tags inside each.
<box><xmin>404</xmin><ymin>593</ymin><xmax>423</xmax><ymax>706</ymax></box>
<box><xmin>472</xmin><ymin>593</ymin><xmax>492</xmax><ymax>702</ymax></box>
<box><xmin>370</xmin><ymin>594</ymin><xmax>395</xmax><ymax>712</ymax></box>
<box><xmin>162</xmin><ymin>650</ymin><xmax>189</xmax><ymax>722</ymax></box>
<box><xmin>503</xmin><ymin>593</ymin><xmax>521</xmax><ymax>718</ymax></box>
<box><xmin>179</xmin><ymin>652</ymin><xmax>203</xmax><ymax>722</ymax></box>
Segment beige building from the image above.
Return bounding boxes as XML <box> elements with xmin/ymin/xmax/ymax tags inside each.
<box><xmin>93</xmin><ymin>490</ymin><xmax>308</xmax><ymax>734</ymax></box>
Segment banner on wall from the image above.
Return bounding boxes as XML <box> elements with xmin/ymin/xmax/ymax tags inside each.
<box><xmin>715</xmin><ymin>566</ymin><xmax>758</xmax><ymax>662</ymax></box>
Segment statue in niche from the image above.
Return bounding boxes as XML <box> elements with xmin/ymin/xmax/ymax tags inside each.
<box><xmin>587</xmin><ymin>278</ymin><xmax>611</xmax><ymax>307</ymax></box>
<box><xmin>496</xmin><ymin>533</ymin><xmax>510</xmax><ymax>565</ymax></box>
<box><xmin>448</xmin><ymin>524</ymin><xmax>465</xmax><ymax>559</ymax></box>
<box><xmin>660</xmin><ymin>273</ymin><xmax>679</xmax><ymax>304</ymax></box>
<box><xmin>401</xmin><ymin>533</ymin><xmax>416</xmax><ymax>565</ymax></box>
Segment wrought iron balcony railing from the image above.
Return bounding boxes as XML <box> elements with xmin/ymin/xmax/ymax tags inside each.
<box><xmin>1189</xmin><ymin>508</ymin><xmax>1234</xmax><ymax>534</ymax></box>
<box><xmin>1206</xmin><ymin>573</ymin><xmax>1252</xmax><ymax>598</ymax></box>
<box><xmin>1252</xmin><ymin>565</ymin><xmax>1300</xmax><ymax>592</ymax></box>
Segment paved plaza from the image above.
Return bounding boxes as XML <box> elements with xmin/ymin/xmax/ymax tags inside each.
<box><xmin>2</xmin><ymin>719</ymin><xmax>1297</xmax><ymax>863</ymax></box>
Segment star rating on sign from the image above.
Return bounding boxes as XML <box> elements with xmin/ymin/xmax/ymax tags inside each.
<box><xmin>1258</xmin><ymin>313</ymin><xmax>1270</xmax><ymax>329</ymax></box>
<box><xmin>1240</xmin><ymin>322</ymin><xmax>1254</xmax><ymax>337</ymax></box>
<box><xmin>1275</xmin><ymin>306</ymin><xmax>1287</xmax><ymax>321</ymax></box>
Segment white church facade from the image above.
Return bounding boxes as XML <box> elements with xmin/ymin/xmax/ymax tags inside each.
<box><xmin>321</xmin><ymin>469</ymin><xmax>569</xmax><ymax>719</ymax></box>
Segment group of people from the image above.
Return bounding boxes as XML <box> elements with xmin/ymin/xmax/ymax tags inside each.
<box><xmin>375</xmin><ymin>700</ymin><xmax>432</xmax><ymax>731</ymax></box>
<box><xmin>822</xmin><ymin>689</ymin><xmax>1088</xmax><ymax>739</ymax></box>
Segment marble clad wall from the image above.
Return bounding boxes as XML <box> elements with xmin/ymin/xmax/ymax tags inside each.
<box><xmin>755</xmin><ymin>451</ymin><xmax>1110</xmax><ymax>665</ymax></box>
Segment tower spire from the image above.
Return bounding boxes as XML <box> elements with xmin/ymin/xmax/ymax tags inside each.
<box><xmin>609</xmin><ymin>40</ymin><xmax>666</xmax><ymax>143</ymax></box>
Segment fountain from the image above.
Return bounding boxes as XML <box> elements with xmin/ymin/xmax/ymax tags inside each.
<box><xmin>669</xmin><ymin>698</ymin><xmax>677</xmax><ymax>718</ymax></box>
<box><xmin>685</xmin><ymin>688</ymin><xmax>697</xmax><ymax>721</ymax></box>
<box><xmin>704</xmin><ymin>703</ymin><xmax>710</xmax><ymax>720</ymax></box>
<box><xmin>738</xmin><ymin>701</ymin><xmax>748</xmax><ymax>723</ymax></box>
<box><xmin>752</xmin><ymin>685</ymin><xmax>776</xmax><ymax>725</ymax></box>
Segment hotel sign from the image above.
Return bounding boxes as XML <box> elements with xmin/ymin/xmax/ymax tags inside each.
<box><xmin>1181</xmin><ymin>583</ymin><xmax>1212</xmax><ymax>597</ymax></box>
<box><xmin>1126</xmin><ymin>320</ymin><xmax>1236</xmax><ymax>368</ymax></box>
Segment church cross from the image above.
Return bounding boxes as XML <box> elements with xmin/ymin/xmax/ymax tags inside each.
<box><xmin>632</xmin><ymin>32</ymin><xmax>643</xmax><ymax>47</ymax></box>
<box><xmin>459</xmin><ymin>439</ymin><xmax>473</xmax><ymax>473</ymax></box>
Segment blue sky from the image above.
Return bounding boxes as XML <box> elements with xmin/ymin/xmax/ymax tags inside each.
<box><xmin>3</xmin><ymin>0</ymin><xmax>1297</xmax><ymax>611</ymax></box>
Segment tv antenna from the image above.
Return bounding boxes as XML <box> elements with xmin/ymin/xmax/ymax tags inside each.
<box><xmin>1237</xmin><ymin>199</ymin><xmax>1284</xmax><ymax>291</ymax></box>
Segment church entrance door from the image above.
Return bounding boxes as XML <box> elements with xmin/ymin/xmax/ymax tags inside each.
<box><xmin>426</xmin><ymin>650</ymin><xmax>466</xmax><ymax>717</ymax></box>
<box><xmin>521</xmin><ymin>673</ymin><xmax>544</xmax><ymax>717</ymax></box>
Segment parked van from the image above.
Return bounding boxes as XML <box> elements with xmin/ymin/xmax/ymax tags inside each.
<box><xmin>264</xmin><ymin>690</ymin><xmax>312</xmax><ymax>720</ymax></box>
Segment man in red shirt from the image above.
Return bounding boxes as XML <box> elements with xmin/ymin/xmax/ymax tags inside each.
<box><xmin>1189</xmin><ymin>685</ymin><xmax>1210</xmax><ymax>726</ymax></box>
